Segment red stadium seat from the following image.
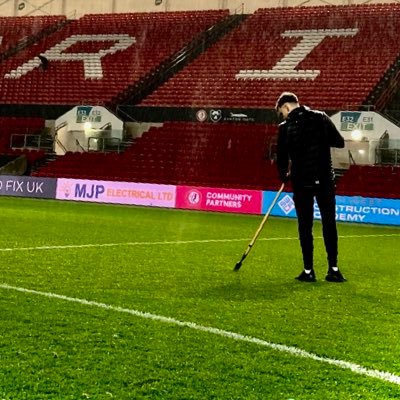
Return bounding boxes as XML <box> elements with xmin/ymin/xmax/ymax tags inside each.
<box><xmin>0</xmin><ymin>11</ymin><xmax>229</xmax><ymax>106</ymax></box>
<box><xmin>336</xmin><ymin>165</ymin><xmax>400</xmax><ymax>199</ymax></box>
<box><xmin>33</xmin><ymin>121</ymin><xmax>280</xmax><ymax>190</ymax></box>
<box><xmin>141</xmin><ymin>4</ymin><xmax>400</xmax><ymax>110</ymax></box>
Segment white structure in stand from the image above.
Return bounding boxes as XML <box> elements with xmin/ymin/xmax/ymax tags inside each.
<box><xmin>54</xmin><ymin>105</ymin><xmax>123</xmax><ymax>155</ymax></box>
<box><xmin>330</xmin><ymin>110</ymin><xmax>400</xmax><ymax>167</ymax></box>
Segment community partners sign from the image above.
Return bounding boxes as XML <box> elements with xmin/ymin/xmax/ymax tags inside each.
<box><xmin>176</xmin><ymin>186</ymin><xmax>262</xmax><ymax>214</ymax></box>
<box><xmin>262</xmin><ymin>191</ymin><xmax>400</xmax><ymax>226</ymax></box>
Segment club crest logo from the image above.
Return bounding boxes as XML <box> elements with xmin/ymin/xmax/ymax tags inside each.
<box><xmin>187</xmin><ymin>190</ymin><xmax>201</xmax><ymax>205</ymax></box>
<box><xmin>210</xmin><ymin>109</ymin><xmax>222</xmax><ymax>123</ymax></box>
<box><xmin>196</xmin><ymin>109</ymin><xmax>207</xmax><ymax>122</ymax></box>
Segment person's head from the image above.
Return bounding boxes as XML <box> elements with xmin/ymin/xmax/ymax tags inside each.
<box><xmin>275</xmin><ymin>92</ymin><xmax>299</xmax><ymax>120</ymax></box>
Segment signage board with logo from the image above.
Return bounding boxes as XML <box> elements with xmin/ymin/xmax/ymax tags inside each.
<box><xmin>262</xmin><ymin>190</ymin><xmax>297</xmax><ymax>217</ymax></box>
<box><xmin>333</xmin><ymin>195</ymin><xmax>400</xmax><ymax>226</ymax></box>
<box><xmin>194</xmin><ymin>108</ymin><xmax>258</xmax><ymax>123</ymax></box>
<box><xmin>76</xmin><ymin>106</ymin><xmax>102</xmax><ymax>123</ymax></box>
<box><xmin>176</xmin><ymin>186</ymin><xmax>262</xmax><ymax>214</ymax></box>
<box><xmin>262</xmin><ymin>191</ymin><xmax>400</xmax><ymax>226</ymax></box>
<box><xmin>340</xmin><ymin>111</ymin><xmax>374</xmax><ymax>132</ymax></box>
<box><xmin>0</xmin><ymin>176</ymin><xmax>57</xmax><ymax>199</ymax></box>
<box><xmin>56</xmin><ymin>178</ymin><xmax>176</xmax><ymax>207</ymax></box>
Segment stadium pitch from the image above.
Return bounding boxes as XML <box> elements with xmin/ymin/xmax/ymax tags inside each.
<box><xmin>0</xmin><ymin>197</ymin><xmax>399</xmax><ymax>399</ymax></box>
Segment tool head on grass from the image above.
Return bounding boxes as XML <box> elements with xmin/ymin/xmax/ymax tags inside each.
<box><xmin>232</xmin><ymin>183</ymin><xmax>285</xmax><ymax>272</ymax></box>
<box><xmin>233</xmin><ymin>261</ymin><xmax>242</xmax><ymax>271</ymax></box>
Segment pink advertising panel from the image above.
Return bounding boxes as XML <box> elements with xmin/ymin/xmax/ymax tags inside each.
<box><xmin>176</xmin><ymin>186</ymin><xmax>262</xmax><ymax>214</ymax></box>
<box><xmin>56</xmin><ymin>178</ymin><xmax>176</xmax><ymax>208</ymax></box>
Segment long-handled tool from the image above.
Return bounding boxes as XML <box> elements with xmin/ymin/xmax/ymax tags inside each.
<box><xmin>233</xmin><ymin>183</ymin><xmax>285</xmax><ymax>271</ymax></box>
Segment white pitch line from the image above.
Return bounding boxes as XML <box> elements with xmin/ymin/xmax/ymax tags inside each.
<box><xmin>1</xmin><ymin>282</ymin><xmax>399</xmax><ymax>387</ymax></box>
<box><xmin>0</xmin><ymin>233</ymin><xmax>399</xmax><ymax>253</ymax></box>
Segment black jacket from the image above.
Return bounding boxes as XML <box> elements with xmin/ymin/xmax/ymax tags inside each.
<box><xmin>277</xmin><ymin>106</ymin><xmax>345</xmax><ymax>188</ymax></box>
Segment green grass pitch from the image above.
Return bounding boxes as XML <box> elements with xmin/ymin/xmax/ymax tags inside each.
<box><xmin>0</xmin><ymin>196</ymin><xmax>399</xmax><ymax>399</ymax></box>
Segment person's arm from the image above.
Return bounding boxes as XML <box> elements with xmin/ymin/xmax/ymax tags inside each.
<box><xmin>323</xmin><ymin>113</ymin><xmax>345</xmax><ymax>148</ymax></box>
<box><xmin>276</xmin><ymin>123</ymin><xmax>290</xmax><ymax>183</ymax></box>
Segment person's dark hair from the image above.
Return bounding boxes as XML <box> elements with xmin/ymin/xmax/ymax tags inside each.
<box><xmin>275</xmin><ymin>92</ymin><xmax>299</xmax><ymax>110</ymax></box>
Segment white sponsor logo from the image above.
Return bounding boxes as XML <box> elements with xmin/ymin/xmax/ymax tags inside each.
<box><xmin>278</xmin><ymin>194</ymin><xmax>295</xmax><ymax>215</ymax></box>
<box><xmin>210</xmin><ymin>109</ymin><xmax>222</xmax><ymax>123</ymax></box>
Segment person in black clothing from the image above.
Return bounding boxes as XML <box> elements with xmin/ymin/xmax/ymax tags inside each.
<box><xmin>275</xmin><ymin>92</ymin><xmax>346</xmax><ymax>282</ymax></box>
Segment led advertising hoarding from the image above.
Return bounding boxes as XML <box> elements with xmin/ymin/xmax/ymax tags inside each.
<box><xmin>176</xmin><ymin>186</ymin><xmax>262</xmax><ymax>214</ymax></box>
<box><xmin>0</xmin><ymin>175</ymin><xmax>57</xmax><ymax>199</ymax></box>
<box><xmin>262</xmin><ymin>191</ymin><xmax>400</xmax><ymax>226</ymax></box>
<box><xmin>56</xmin><ymin>178</ymin><xmax>176</xmax><ymax>207</ymax></box>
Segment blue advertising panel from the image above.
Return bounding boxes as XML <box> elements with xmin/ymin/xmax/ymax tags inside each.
<box><xmin>333</xmin><ymin>195</ymin><xmax>400</xmax><ymax>226</ymax></box>
<box><xmin>262</xmin><ymin>191</ymin><xmax>400</xmax><ymax>226</ymax></box>
<box><xmin>0</xmin><ymin>175</ymin><xmax>57</xmax><ymax>199</ymax></box>
<box><xmin>262</xmin><ymin>190</ymin><xmax>297</xmax><ymax>218</ymax></box>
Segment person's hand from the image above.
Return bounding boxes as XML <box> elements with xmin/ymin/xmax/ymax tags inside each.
<box><xmin>281</xmin><ymin>172</ymin><xmax>290</xmax><ymax>183</ymax></box>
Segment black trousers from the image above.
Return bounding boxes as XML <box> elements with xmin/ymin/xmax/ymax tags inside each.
<box><xmin>293</xmin><ymin>184</ymin><xmax>338</xmax><ymax>270</ymax></box>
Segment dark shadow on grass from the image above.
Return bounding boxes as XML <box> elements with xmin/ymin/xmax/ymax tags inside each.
<box><xmin>202</xmin><ymin>278</ymin><xmax>324</xmax><ymax>301</ymax></box>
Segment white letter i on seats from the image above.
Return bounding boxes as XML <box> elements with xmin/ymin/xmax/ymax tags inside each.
<box><xmin>235</xmin><ymin>28</ymin><xmax>358</xmax><ymax>80</ymax></box>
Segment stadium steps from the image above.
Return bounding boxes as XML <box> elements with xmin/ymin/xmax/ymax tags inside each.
<box><xmin>334</xmin><ymin>168</ymin><xmax>348</xmax><ymax>182</ymax></box>
<box><xmin>366</xmin><ymin>57</ymin><xmax>400</xmax><ymax>112</ymax></box>
<box><xmin>29</xmin><ymin>151</ymin><xmax>57</xmax><ymax>175</ymax></box>
<box><xmin>0</xmin><ymin>154</ymin><xmax>28</xmax><ymax>175</ymax></box>
<box><xmin>111</xmin><ymin>13</ymin><xmax>249</xmax><ymax>110</ymax></box>
<box><xmin>0</xmin><ymin>154</ymin><xmax>18</xmax><ymax>168</ymax></box>
<box><xmin>378</xmin><ymin>83</ymin><xmax>400</xmax><ymax>123</ymax></box>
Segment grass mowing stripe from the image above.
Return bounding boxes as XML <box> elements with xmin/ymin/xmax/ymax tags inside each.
<box><xmin>1</xmin><ymin>283</ymin><xmax>400</xmax><ymax>387</ymax></box>
<box><xmin>0</xmin><ymin>233</ymin><xmax>399</xmax><ymax>252</ymax></box>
